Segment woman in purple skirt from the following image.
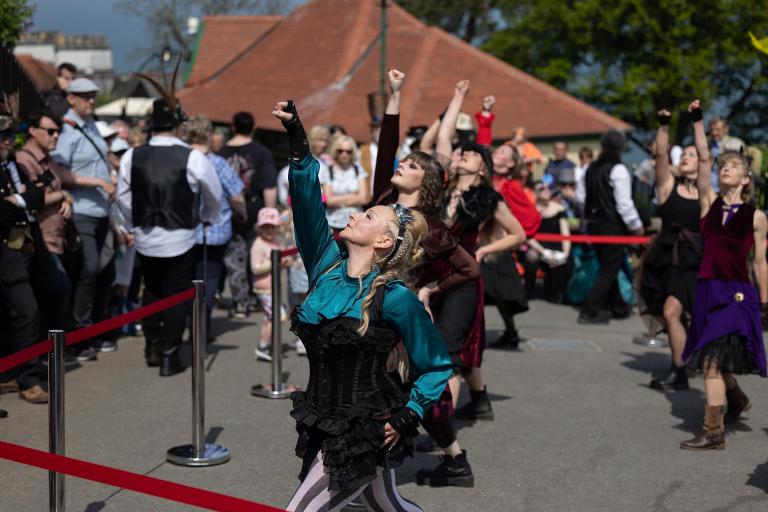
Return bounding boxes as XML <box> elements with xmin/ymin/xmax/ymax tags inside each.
<box><xmin>680</xmin><ymin>99</ymin><xmax>768</xmax><ymax>451</ymax></box>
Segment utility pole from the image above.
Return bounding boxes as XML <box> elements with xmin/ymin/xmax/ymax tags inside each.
<box><xmin>379</xmin><ymin>0</ymin><xmax>387</xmax><ymax>96</ymax></box>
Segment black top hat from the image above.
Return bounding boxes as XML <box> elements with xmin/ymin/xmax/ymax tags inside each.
<box><xmin>149</xmin><ymin>98</ymin><xmax>183</xmax><ymax>131</ymax></box>
<box><xmin>462</xmin><ymin>141</ymin><xmax>494</xmax><ymax>176</ymax></box>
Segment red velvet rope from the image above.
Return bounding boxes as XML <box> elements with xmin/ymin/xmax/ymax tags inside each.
<box><xmin>533</xmin><ymin>233</ymin><xmax>652</xmax><ymax>245</ymax></box>
<box><xmin>0</xmin><ymin>441</ymin><xmax>285</xmax><ymax>511</ymax></box>
<box><xmin>0</xmin><ymin>288</ymin><xmax>196</xmax><ymax>374</ymax></box>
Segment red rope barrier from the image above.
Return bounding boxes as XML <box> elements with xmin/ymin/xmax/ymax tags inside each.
<box><xmin>533</xmin><ymin>233</ymin><xmax>652</xmax><ymax>245</ymax></box>
<box><xmin>0</xmin><ymin>441</ymin><xmax>285</xmax><ymax>512</ymax></box>
<box><xmin>0</xmin><ymin>287</ymin><xmax>196</xmax><ymax>374</ymax></box>
<box><xmin>280</xmin><ymin>247</ymin><xmax>299</xmax><ymax>257</ymax></box>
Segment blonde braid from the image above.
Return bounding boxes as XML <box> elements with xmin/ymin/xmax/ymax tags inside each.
<box><xmin>356</xmin><ymin>210</ymin><xmax>429</xmax><ymax>381</ymax></box>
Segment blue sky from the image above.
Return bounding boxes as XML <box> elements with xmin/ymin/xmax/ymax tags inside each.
<box><xmin>28</xmin><ymin>0</ymin><xmax>303</xmax><ymax>72</ymax></box>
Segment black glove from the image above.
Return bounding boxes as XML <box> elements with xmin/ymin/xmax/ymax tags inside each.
<box><xmin>657</xmin><ymin>110</ymin><xmax>671</xmax><ymax>126</ymax></box>
<box><xmin>281</xmin><ymin>100</ymin><xmax>309</xmax><ymax>161</ymax></box>
<box><xmin>388</xmin><ymin>407</ymin><xmax>420</xmax><ymax>435</ymax></box>
<box><xmin>688</xmin><ymin>106</ymin><xmax>703</xmax><ymax>123</ymax></box>
<box><xmin>761</xmin><ymin>303</ymin><xmax>768</xmax><ymax>329</ymax></box>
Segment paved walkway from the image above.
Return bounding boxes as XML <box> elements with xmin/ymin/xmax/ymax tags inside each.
<box><xmin>1</xmin><ymin>300</ymin><xmax>767</xmax><ymax>511</ymax></box>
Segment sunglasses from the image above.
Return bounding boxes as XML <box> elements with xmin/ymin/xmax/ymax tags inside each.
<box><xmin>336</xmin><ymin>148</ymin><xmax>353</xmax><ymax>154</ymax></box>
<box><xmin>73</xmin><ymin>93</ymin><xmax>97</xmax><ymax>100</ymax></box>
<box><xmin>38</xmin><ymin>127</ymin><xmax>60</xmax><ymax>136</ymax></box>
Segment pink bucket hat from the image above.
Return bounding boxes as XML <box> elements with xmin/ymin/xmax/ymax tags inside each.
<box><xmin>257</xmin><ymin>207</ymin><xmax>281</xmax><ymax>227</ymax></box>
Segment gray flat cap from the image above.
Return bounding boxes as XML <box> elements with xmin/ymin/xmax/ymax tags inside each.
<box><xmin>67</xmin><ymin>78</ymin><xmax>100</xmax><ymax>94</ymax></box>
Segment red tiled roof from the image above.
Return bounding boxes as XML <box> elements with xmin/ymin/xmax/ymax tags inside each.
<box><xmin>16</xmin><ymin>54</ymin><xmax>57</xmax><ymax>92</ymax></box>
<box><xmin>186</xmin><ymin>15</ymin><xmax>282</xmax><ymax>86</ymax></box>
<box><xmin>178</xmin><ymin>0</ymin><xmax>630</xmax><ymax>141</ymax></box>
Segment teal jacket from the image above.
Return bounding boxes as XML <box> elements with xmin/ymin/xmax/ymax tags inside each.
<box><xmin>289</xmin><ymin>153</ymin><xmax>452</xmax><ymax>418</ymax></box>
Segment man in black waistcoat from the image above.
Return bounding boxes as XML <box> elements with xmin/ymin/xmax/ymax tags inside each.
<box><xmin>117</xmin><ymin>98</ymin><xmax>221</xmax><ymax>376</ymax></box>
<box><xmin>579</xmin><ymin>130</ymin><xmax>644</xmax><ymax>325</ymax></box>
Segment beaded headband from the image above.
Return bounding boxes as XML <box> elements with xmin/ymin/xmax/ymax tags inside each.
<box><xmin>380</xmin><ymin>204</ymin><xmax>414</xmax><ymax>267</ymax></box>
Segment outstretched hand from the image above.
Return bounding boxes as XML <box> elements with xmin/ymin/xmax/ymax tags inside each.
<box><xmin>657</xmin><ymin>108</ymin><xmax>671</xmax><ymax>126</ymax></box>
<box><xmin>388</xmin><ymin>68</ymin><xmax>405</xmax><ymax>93</ymax></box>
<box><xmin>272</xmin><ymin>101</ymin><xmax>294</xmax><ymax>123</ymax></box>
<box><xmin>455</xmin><ymin>79</ymin><xmax>470</xmax><ymax>97</ymax></box>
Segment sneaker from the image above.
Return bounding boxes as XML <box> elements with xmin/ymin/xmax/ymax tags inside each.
<box><xmin>76</xmin><ymin>346</ymin><xmax>98</xmax><ymax>362</ymax></box>
<box><xmin>19</xmin><ymin>385</ymin><xmax>49</xmax><ymax>404</ymax></box>
<box><xmin>99</xmin><ymin>340</ymin><xmax>117</xmax><ymax>353</ymax></box>
<box><xmin>295</xmin><ymin>339</ymin><xmax>307</xmax><ymax>356</ymax></box>
<box><xmin>255</xmin><ymin>345</ymin><xmax>273</xmax><ymax>362</ymax></box>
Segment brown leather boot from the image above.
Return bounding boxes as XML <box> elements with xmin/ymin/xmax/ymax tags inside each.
<box><xmin>725</xmin><ymin>383</ymin><xmax>752</xmax><ymax>423</ymax></box>
<box><xmin>680</xmin><ymin>405</ymin><xmax>725</xmax><ymax>450</ymax></box>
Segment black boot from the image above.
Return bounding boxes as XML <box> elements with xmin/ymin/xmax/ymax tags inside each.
<box><xmin>145</xmin><ymin>340</ymin><xmax>162</xmax><ymax>367</ymax></box>
<box><xmin>649</xmin><ymin>364</ymin><xmax>689</xmax><ymax>391</ymax></box>
<box><xmin>488</xmin><ymin>329</ymin><xmax>520</xmax><ymax>350</ymax></box>
<box><xmin>159</xmin><ymin>349</ymin><xmax>185</xmax><ymax>377</ymax></box>
<box><xmin>416</xmin><ymin>450</ymin><xmax>474</xmax><ymax>487</ymax></box>
<box><xmin>455</xmin><ymin>387</ymin><xmax>494</xmax><ymax>421</ymax></box>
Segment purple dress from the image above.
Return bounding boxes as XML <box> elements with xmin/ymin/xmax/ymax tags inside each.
<box><xmin>683</xmin><ymin>197</ymin><xmax>766</xmax><ymax>377</ymax></box>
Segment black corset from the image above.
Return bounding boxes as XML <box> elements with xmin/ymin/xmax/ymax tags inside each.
<box><xmin>290</xmin><ymin>315</ymin><xmax>408</xmax><ymax>420</ymax></box>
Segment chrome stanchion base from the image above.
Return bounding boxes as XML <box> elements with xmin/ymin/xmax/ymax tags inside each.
<box><xmin>251</xmin><ymin>382</ymin><xmax>299</xmax><ymax>399</ymax></box>
<box><xmin>632</xmin><ymin>333</ymin><xmax>669</xmax><ymax>348</ymax></box>
<box><xmin>167</xmin><ymin>443</ymin><xmax>231</xmax><ymax>467</ymax></box>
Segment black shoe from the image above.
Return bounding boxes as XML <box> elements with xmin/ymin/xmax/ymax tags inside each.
<box><xmin>649</xmin><ymin>365</ymin><xmax>689</xmax><ymax>391</ymax></box>
<box><xmin>146</xmin><ymin>345</ymin><xmax>162</xmax><ymax>367</ymax></box>
<box><xmin>488</xmin><ymin>330</ymin><xmax>520</xmax><ymax>350</ymax></box>
<box><xmin>416</xmin><ymin>450</ymin><xmax>474</xmax><ymax>487</ymax></box>
<box><xmin>0</xmin><ymin>408</ymin><xmax>7</xmax><ymax>419</ymax></box>
<box><xmin>455</xmin><ymin>387</ymin><xmax>494</xmax><ymax>421</ymax></box>
<box><xmin>159</xmin><ymin>352</ymin><xmax>185</xmax><ymax>377</ymax></box>
<box><xmin>577</xmin><ymin>311</ymin><xmax>610</xmax><ymax>325</ymax></box>
<box><xmin>76</xmin><ymin>346</ymin><xmax>98</xmax><ymax>362</ymax></box>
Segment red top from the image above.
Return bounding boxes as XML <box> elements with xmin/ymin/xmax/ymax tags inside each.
<box><xmin>492</xmin><ymin>175</ymin><xmax>541</xmax><ymax>238</ymax></box>
<box><xmin>698</xmin><ymin>196</ymin><xmax>755</xmax><ymax>282</ymax></box>
<box><xmin>475</xmin><ymin>111</ymin><xmax>495</xmax><ymax>146</ymax></box>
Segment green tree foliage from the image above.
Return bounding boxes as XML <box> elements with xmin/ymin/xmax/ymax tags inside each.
<box><xmin>394</xmin><ymin>0</ymin><xmax>504</xmax><ymax>43</ymax></box>
<box><xmin>481</xmin><ymin>0</ymin><xmax>768</xmax><ymax>142</ymax></box>
<box><xmin>0</xmin><ymin>0</ymin><xmax>35</xmax><ymax>48</ymax></box>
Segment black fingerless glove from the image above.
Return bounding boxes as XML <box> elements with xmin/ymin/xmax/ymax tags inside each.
<box><xmin>761</xmin><ymin>303</ymin><xmax>768</xmax><ymax>329</ymax></box>
<box><xmin>281</xmin><ymin>100</ymin><xmax>310</xmax><ymax>161</ymax></box>
<box><xmin>389</xmin><ymin>407</ymin><xmax>420</xmax><ymax>435</ymax></box>
<box><xmin>689</xmin><ymin>106</ymin><xmax>703</xmax><ymax>123</ymax></box>
<box><xmin>657</xmin><ymin>110</ymin><xmax>671</xmax><ymax>126</ymax></box>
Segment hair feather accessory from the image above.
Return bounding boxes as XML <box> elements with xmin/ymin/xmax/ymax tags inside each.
<box><xmin>134</xmin><ymin>55</ymin><xmax>181</xmax><ymax>110</ymax></box>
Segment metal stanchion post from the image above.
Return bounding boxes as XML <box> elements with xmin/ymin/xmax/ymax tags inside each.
<box><xmin>48</xmin><ymin>330</ymin><xmax>65</xmax><ymax>512</ymax></box>
<box><xmin>632</xmin><ymin>316</ymin><xmax>669</xmax><ymax>348</ymax></box>
<box><xmin>167</xmin><ymin>280</ymin><xmax>230</xmax><ymax>466</ymax></box>
<box><xmin>252</xmin><ymin>249</ymin><xmax>299</xmax><ymax>399</ymax></box>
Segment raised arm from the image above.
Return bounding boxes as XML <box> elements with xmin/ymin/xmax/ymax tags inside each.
<box><xmin>654</xmin><ymin>109</ymin><xmax>674</xmax><ymax>204</ymax></box>
<box><xmin>419</xmin><ymin>118</ymin><xmax>440</xmax><ymax>153</ymax></box>
<box><xmin>689</xmin><ymin>100</ymin><xmax>715</xmax><ymax>217</ymax></box>
<box><xmin>372</xmin><ymin>69</ymin><xmax>405</xmax><ymax>203</ymax></box>
<box><xmin>273</xmin><ymin>101</ymin><xmax>340</xmax><ymax>282</ymax></box>
<box><xmin>436</xmin><ymin>79</ymin><xmax>470</xmax><ymax>160</ymax></box>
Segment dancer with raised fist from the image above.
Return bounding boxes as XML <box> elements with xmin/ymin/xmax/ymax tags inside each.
<box><xmin>273</xmin><ymin>100</ymin><xmax>451</xmax><ymax>511</ymax></box>
<box><xmin>680</xmin><ymin>100</ymin><xmax>767</xmax><ymax>451</ymax></box>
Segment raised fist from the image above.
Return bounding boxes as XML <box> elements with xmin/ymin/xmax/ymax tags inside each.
<box><xmin>455</xmin><ymin>79</ymin><xmax>470</xmax><ymax>97</ymax></box>
<box><xmin>388</xmin><ymin>68</ymin><xmax>405</xmax><ymax>93</ymax></box>
<box><xmin>272</xmin><ymin>101</ymin><xmax>294</xmax><ymax>123</ymax></box>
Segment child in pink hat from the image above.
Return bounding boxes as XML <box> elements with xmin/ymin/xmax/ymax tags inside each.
<box><xmin>250</xmin><ymin>207</ymin><xmax>290</xmax><ymax>361</ymax></box>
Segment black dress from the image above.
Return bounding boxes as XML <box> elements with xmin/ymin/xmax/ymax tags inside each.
<box><xmin>289</xmin><ymin>288</ymin><xmax>415</xmax><ymax>492</ymax></box>
<box><xmin>640</xmin><ymin>183</ymin><xmax>701</xmax><ymax>316</ymax></box>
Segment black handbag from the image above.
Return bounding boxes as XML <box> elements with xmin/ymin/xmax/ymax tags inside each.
<box><xmin>63</xmin><ymin>219</ymin><xmax>82</xmax><ymax>254</ymax></box>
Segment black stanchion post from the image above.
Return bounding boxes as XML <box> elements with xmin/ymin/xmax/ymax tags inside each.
<box><xmin>167</xmin><ymin>280</ymin><xmax>230</xmax><ymax>466</ymax></box>
<box><xmin>252</xmin><ymin>249</ymin><xmax>299</xmax><ymax>399</ymax></box>
<box><xmin>48</xmin><ymin>330</ymin><xmax>65</xmax><ymax>512</ymax></box>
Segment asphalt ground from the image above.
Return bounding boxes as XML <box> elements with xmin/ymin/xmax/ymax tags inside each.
<box><xmin>1</xmin><ymin>300</ymin><xmax>767</xmax><ymax>511</ymax></box>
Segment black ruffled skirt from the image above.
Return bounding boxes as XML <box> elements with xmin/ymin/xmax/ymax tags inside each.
<box><xmin>686</xmin><ymin>334</ymin><xmax>760</xmax><ymax>375</ymax></box>
<box><xmin>290</xmin><ymin>392</ymin><xmax>415</xmax><ymax>492</ymax></box>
